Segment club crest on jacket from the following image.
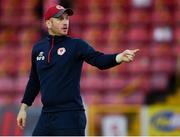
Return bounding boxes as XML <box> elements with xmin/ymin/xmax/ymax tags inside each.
<box><xmin>57</xmin><ymin>47</ymin><xmax>66</xmax><ymax>55</ymax></box>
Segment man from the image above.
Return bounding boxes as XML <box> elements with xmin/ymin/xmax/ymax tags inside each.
<box><xmin>17</xmin><ymin>5</ymin><xmax>139</xmax><ymax>136</ymax></box>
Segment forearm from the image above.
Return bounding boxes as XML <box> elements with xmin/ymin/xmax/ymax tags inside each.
<box><xmin>21</xmin><ymin>76</ymin><xmax>40</xmax><ymax>106</ymax></box>
<box><xmin>90</xmin><ymin>53</ymin><xmax>120</xmax><ymax>70</ymax></box>
<box><xmin>21</xmin><ymin>83</ymin><xmax>39</xmax><ymax>106</ymax></box>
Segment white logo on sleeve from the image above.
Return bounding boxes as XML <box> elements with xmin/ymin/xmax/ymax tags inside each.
<box><xmin>37</xmin><ymin>52</ymin><xmax>45</xmax><ymax>61</ymax></box>
<box><xmin>57</xmin><ymin>47</ymin><xmax>66</xmax><ymax>56</ymax></box>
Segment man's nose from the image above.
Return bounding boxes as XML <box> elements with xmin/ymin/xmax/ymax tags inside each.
<box><xmin>62</xmin><ymin>19</ymin><xmax>67</xmax><ymax>23</ymax></box>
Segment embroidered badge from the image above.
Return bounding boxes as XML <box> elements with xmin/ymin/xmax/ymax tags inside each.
<box><xmin>37</xmin><ymin>51</ymin><xmax>45</xmax><ymax>61</ymax></box>
<box><xmin>57</xmin><ymin>47</ymin><xmax>66</xmax><ymax>56</ymax></box>
<box><xmin>56</xmin><ymin>5</ymin><xmax>64</xmax><ymax>10</ymax></box>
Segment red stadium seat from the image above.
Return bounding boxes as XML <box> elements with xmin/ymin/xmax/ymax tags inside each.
<box><xmin>150</xmin><ymin>73</ymin><xmax>169</xmax><ymax>91</ymax></box>
<box><xmin>75</xmin><ymin>0</ymin><xmax>87</xmax><ymax>9</ymax></box>
<box><xmin>103</xmin><ymin>76</ymin><xmax>127</xmax><ymax>90</ymax></box>
<box><xmin>129</xmin><ymin>9</ymin><xmax>151</xmax><ymax>25</ymax></box>
<box><xmin>86</xmin><ymin>9</ymin><xmax>104</xmax><ymax>26</ymax></box>
<box><xmin>151</xmin><ymin>8</ymin><xmax>173</xmax><ymax>25</ymax></box>
<box><xmin>110</xmin><ymin>0</ymin><xmax>130</xmax><ymax>9</ymax></box>
<box><xmin>174</xmin><ymin>27</ymin><xmax>180</xmax><ymax>43</ymax></box>
<box><xmin>174</xmin><ymin>9</ymin><xmax>180</xmax><ymax>23</ymax></box>
<box><xmin>19</xmin><ymin>28</ymin><xmax>40</xmax><ymax>46</ymax></box>
<box><xmin>153</xmin><ymin>0</ymin><xmax>175</xmax><ymax>8</ymax></box>
<box><xmin>83</xmin><ymin>27</ymin><xmax>103</xmax><ymax>45</ymax></box>
<box><xmin>15</xmin><ymin>76</ymin><xmax>29</xmax><ymax>92</ymax></box>
<box><xmin>151</xmin><ymin>57</ymin><xmax>175</xmax><ymax>74</ymax></box>
<box><xmin>123</xmin><ymin>93</ymin><xmax>145</xmax><ymax>104</ymax></box>
<box><xmin>100</xmin><ymin>93</ymin><xmax>125</xmax><ymax>104</ymax></box>
<box><xmin>106</xmin><ymin>9</ymin><xmax>129</xmax><ymax>26</ymax></box>
<box><xmin>126</xmin><ymin>26</ymin><xmax>151</xmax><ymax>42</ymax></box>
<box><xmin>106</xmin><ymin>28</ymin><xmax>126</xmax><ymax>45</ymax></box>
<box><xmin>126</xmin><ymin>43</ymin><xmax>150</xmax><ymax>57</ymax></box>
<box><xmin>149</xmin><ymin>43</ymin><xmax>173</xmax><ymax>57</ymax></box>
<box><xmin>173</xmin><ymin>44</ymin><xmax>180</xmax><ymax>57</ymax></box>
<box><xmin>80</xmin><ymin>75</ymin><xmax>104</xmax><ymax>91</ymax></box>
<box><xmin>82</xmin><ymin>93</ymin><xmax>102</xmax><ymax>104</ymax></box>
<box><xmin>0</xmin><ymin>77</ymin><xmax>14</xmax><ymax>92</ymax></box>
<box><xmin>128</xmin><ymin>57</ymin><xmax>150</xmax><ymax>74</ymax></box>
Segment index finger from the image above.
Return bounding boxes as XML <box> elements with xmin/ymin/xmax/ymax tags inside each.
<box><xmin>132</xmin><ymin>49</ymin><xmax>139</xmax><ymax>53</ymax></box>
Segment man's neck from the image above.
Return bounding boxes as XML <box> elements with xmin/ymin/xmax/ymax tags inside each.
<box><xmin>48</xmin><ymin>30</ymin><xmax>63</xmax><ymax>36</ymax></box>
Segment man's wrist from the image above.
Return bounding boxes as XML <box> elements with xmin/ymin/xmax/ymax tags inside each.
<box><xmin>115</xmin><ymin>54</ymin><xmax>122</xmax><ymax>63</ymax></box>
<box><xmin>20</xmin><ymin>103</ymin><xmax>29</xmax><ymax>111</ymax></box>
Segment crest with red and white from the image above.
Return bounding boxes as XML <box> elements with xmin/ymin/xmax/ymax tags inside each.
<box><xmin>57</xmin><ymin>47</ymin><xmax>66</xmax><ymax>55</ymax></box>
<box><xmin>56</xmin><ymin>5</ymin><xmax>64</xmax><ymax>10</ymax></box>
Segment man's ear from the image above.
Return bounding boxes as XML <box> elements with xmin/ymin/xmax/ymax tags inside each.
<box><xmin>46</xmin><ymin>20</ymin><xmax>52</xmax><ymax>29</ymax></box>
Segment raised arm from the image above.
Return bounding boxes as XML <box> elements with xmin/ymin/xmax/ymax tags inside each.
<box><xmin>76</xmin><ymin>39</ymin><xmax>139</xmax><ymax>70</ymax></box>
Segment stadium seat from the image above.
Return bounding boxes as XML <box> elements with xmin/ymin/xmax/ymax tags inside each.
<box><xmin>100</xmin><ymin>93</ymin><xmax>125</xmax><ymax>104</ymax></box>
<box><xmin>126</xmin><ymin>43</ymin><xmax>150</xmax><ymax>57</ymax></box>
<box><xmin>129</xmin><ymin>9</ymin><xmax>151</xmax><ymax>25</ymax></box>
<box><xmin>150</xmin><ymin>73</ymin><xmax>169</xmax><ymax>91</ymax></box>
<box><xmin>104</xmin><ymin>75</ymin><xmax>127</xmax><ymax>90</ymax></box>
<box><xmin>128</xmin><ymin>57</ymin><xmax>150</xmax><ymax>74</ymax></box>
<box><xmin>110</xmin><ymin>0</ymin><xmax>130</xmax><ymax>9</ymax></box>
<box><xmin>172</xmin><ymin>44</ymin><xmax>180</xmax><ymax>57</ymax></box>
<box><xmin>126</xmin><ymin>26</ymin><xmax>151</xmax><ymax>42</ymax></box>
<box><xmin>19</xmin><ymin>28</ymin><xmax>40</xmax><ymax>46</ymax></box>
<box><xmin>18</xmin><ymin>46</ymin><xmax>31</xmax><ymax>75</ymax></box>
<box><xmin>151</xmin><ymin>8</ymin><xmax>173</xmax><ymax>25</ymax></box>
<box><xmin>174</xmin><ymin>27</ymin><xmax>180</xmax><ymax>43</ymax></box>
<box><xmin>0</xmin><ymin>77</ymin><xmax>14</xmax><ymax>92</ymax></box>
<box><xmin>151</xmin><ymin>57</ymin><xmax>175</xmax><ymax>74</ymax></box>
<box><xmin>80</xmin><ymin>75</ymin><xmax>104</xmax><ymax>91</ymax></box>
<box><xmin>15</xmin><ymin>76</ymin><xmax>29</xmax><ymax>92</ymax></box>
<box><xmin>86</xmin><ymin>9</ymin><xmax>104</xmax><ymax>26</ymax></box>
<box><xmin>82</xmin><ymin>93</ymin><xmax>102</xmax><ymax>104</ymax></box>
<box><xmin>107</xmin><ymin>27</ymin><xmax>127</xmax><ymax>44</ymax></box>
<box><xmin>107</xmin><ymin>9</ymin><xmax>129</xmax><ymax>27</ymax></box>
<box><xmin>123</xmin><ymin>93</ymin><xmax>145</xmax><ymax>104</ymax></box>
<box><xmin>149</xmin><ymin>43</ymin><xmax>173</xmax><ymax>57</ymax></box>
<box><xmin>153</xmin><ymin>0</ymin><xmax>175</xmax><ymax>9</ymax></box>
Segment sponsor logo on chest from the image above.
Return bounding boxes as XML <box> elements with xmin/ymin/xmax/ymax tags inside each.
<box><xmin>36</xmin><ymin>51</ymin><xmax>45</xmax><ymax>61</ymax></box>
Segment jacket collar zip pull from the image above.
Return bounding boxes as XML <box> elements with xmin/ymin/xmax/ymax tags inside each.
<box><xmin>48</xmin><ymin>36</ymin><xmax>55</xmax><ymax>63</ymax></box>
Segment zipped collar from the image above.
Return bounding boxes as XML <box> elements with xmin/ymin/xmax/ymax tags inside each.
<box><xmin>47</xmin><ymin>35</ymin><xmax>69</xmax><ymax>43</ymax></box>
<box><xmin>47</xmin><ymin>35</ymin><xmax>69</xmax><ymax>63</ymax></box>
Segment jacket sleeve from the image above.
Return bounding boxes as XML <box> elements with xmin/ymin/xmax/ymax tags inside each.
<box><xmin>77</xmin><ymin>39</ymin><xmax>120</xmax><ymax>70</ymax></box>
<box><xmin>21</xmin><ymin>47</ymin><xmax>40</xmax><ymax>106</ymax></box>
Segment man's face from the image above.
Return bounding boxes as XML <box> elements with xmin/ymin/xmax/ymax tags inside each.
<box><xmin>47</xmin><ymin>13</ymin><xmax>69</xmax><ymax>36</ymax></box>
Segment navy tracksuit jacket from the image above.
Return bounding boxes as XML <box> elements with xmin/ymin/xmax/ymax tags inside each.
<box><xmin>22</xmin><ymin>35</ymin><xmax>119</xmax><ymax>112</ymax></box>
<box><xmin>21</xmin><ymin>35</ymin><xmax>119</xmax><ymax>135</ymax></box>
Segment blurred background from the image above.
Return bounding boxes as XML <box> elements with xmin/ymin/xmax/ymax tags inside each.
<box><xmin>0</xmin><ymin>0</ymin><xmax>180</xmax><ymax>135</ymax></box>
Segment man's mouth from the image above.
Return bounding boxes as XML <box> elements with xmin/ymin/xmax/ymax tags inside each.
<box><xmin>62</xmin><ymin>28</ymin><xmax>68</xmax><ymax>30</ymax></box>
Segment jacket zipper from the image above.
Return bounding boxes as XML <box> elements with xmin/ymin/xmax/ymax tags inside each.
<box><xmin>48</xmin><ymin>36</ymin><xmax>54</xmax><ymax>63</ymax></box>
